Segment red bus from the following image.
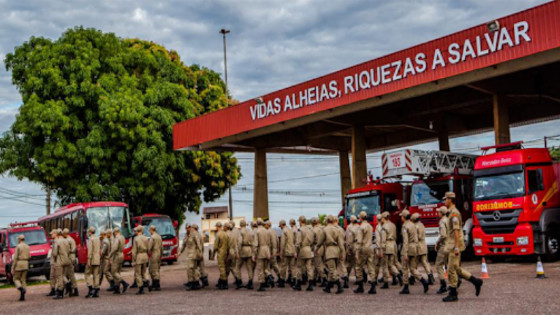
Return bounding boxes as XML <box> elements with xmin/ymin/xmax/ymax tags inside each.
<box><xmin>38</xmin><ymin>201</ymin><xmax>133</xmax><ymax>270</ymax></box>
<box><xmin>123</xmin><ymin>214</ymin><xmax>178</xmax><ymax>264</ymax></box>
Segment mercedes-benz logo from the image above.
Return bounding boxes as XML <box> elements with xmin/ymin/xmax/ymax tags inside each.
<box><xmin>493</xmin><ymin>211</ymin><xmax>501</xmax><ymax>221</ymax></box>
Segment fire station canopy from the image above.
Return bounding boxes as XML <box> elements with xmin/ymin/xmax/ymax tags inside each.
<box><xmin>174</xmin><ymin>2</ymin><xmax>560</xmax><ymax>154</ymax></box>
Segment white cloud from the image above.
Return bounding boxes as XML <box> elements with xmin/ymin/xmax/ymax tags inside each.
<box><xmin>133</xmin><ymin>8</ymin><xmax>147</xmax><ymax>22</ymax></box>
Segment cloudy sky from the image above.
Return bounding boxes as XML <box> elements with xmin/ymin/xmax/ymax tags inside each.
<box><xmin>1</xmin><ymin>0</ymin><xmax>558</xmax><ymax>227</ymax></box>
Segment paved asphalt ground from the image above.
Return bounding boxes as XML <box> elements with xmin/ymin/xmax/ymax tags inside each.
<box><xmin>1</xmin><ymin>255</ymin><xmax>559</xmax><ymax>315</ymax></box>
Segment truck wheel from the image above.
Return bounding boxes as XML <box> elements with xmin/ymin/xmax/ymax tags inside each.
<box><xmin>45</xmin><ymin>271</ymin><xmax>51</xmax><ymax>281</ymax></box>
<box><xmin>5</xmin><ymin>267</ymin><xmax>14</xmax><ymax>284</ymax></box>
<box><xmin>544</xmin><ymin>228</ymin><xmax>560</xmax><ymax>262</ymax></box>
<box><xmin>167</xmin><ymin>261</ymin><xmax>174</xmax><ymax>265</ymax></box>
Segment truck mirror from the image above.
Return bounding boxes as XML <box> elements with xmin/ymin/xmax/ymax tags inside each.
<box><xmin>173</xmin><ymin>220</ymin><xmax>178</xmax><ymax>228</ymax></box>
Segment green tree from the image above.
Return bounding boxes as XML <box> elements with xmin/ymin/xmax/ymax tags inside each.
<box><xmin>0</xmin><ymin>27</ymin><xmax>240</xmax><ymax>224</ymax></box>
<box><xmin>550</xmin><ymin>147</ymin><xmax>560</xmax><ymax>161</ymax></box>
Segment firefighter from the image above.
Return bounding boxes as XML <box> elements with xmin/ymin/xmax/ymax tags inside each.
<box><xmin>344</xmin><ymin>215</ymin><xmax>359</xmax><ymax>288</ymax></box>
<box><xmin>442</xmin><ymin>192</ymin><xmax>483</xmax><ymax>302</ymax></box>
<box><xmin>278</xmin><ymin>219</ymin><xmax>296</xmax><ymax>288</ymax></box>
<box><xmin>12</xmin><ymin>234</ymin><xmax>29</xmax><ymax>301</ymax></box>
<box><xmin>132</xmin><ymin>226</ymin><xmax>149</xmax><ymax>295</ymax></box>
<box><xmin>311</xmin><ymin>217</ymin><xmax>326</xmax><ymax>288</ymax></box>
<box><xmin>435</xmin><ymin>206</ymin><xmax>449</xmax><ymax>294</ymax></box>
<box><xmin>110</xmin><ymin>227</ymin><xmax>129</xmax><ymax>294</ymax></box>
<box><xmin>380</xmin><ymin>211</ymin><xmax>402</xmax><ymax>289</ymax></box>
<box><xmin>354</xmin><ymin>211</ymin><xmax>376</xmax><ymax>294</ymax></box>
<box><xmin>399</xmin><ymin>210</ymin><xmax>429</xmax><ymax>294</ymax></box>
<box><xmin>84</xmin><ymin>227</ymin><xmax>101</xmax><ymax>298</ymax></box>
<box><xmin>211</xmin><ymin>222</ymin><xmax>229</xmax><ymax>290</ymax></box>
<box><xmin>237</xmin><ymin>220</ymin><xmax>256</xmax><ymax>289</ymax></box>
<box><xmin>192</xmin><ymin>224</ymin><xmax>209</xmax><ymax>287</ymax></box>
<box><xmin>322</xmin><ymin>215</ymin><xmax>345</xmax><ymax>294</ymax></box>
<box><xmin>335</xmin><ymin>221</ymin><xmax>346</xmax><ymax>285</ymax></box>
<box><xmin>52</xmin><ymin>229</ymin><xmax>71</xmax><ymax>300</ymax></box>
<box><xmin>46</xmin><ymin>229</ymin><xmax>57</xmax><ymax>297</ymax></box>
<box><xmin>148</xmin><ymin>225</ymin><xmax>163</xmax><ymax>291</ymax></box>
<box><xmin>62</xmin><ymin>228</ymin><xmax>78</xmax><ymax>297</ymax></box>
<box><xmin>411</xmin><ymin>213</ymin><xmax>435</xmax><ymax>284</ymax></box>
<box><xmin>182</xmin><ymin>224</ymin><xmax>203</xmax><ymax>291</ymax></box>
<box><xmin>373</xmin><ymin>214</ymin><xmax>384</xmax><ymax>284</ymax></box>
<box><xmin>255</xmin><ymin>218</ymin><xmax>273</xmax><ymax>292</ymax></box>
<box><xmin>229</xmin><ymin>220</ymin><xmax>243</xmax><ymax>288</ymax></box>
<box><xmin>293</xmin><ymin>215</ymin><xmax>314</xmax><ymax>291</ymax></box>
<box><xmin>101</xmin><ymin>229</ymin><xmax>114</xmax><ymax>292</ymax></box>
<box><xmin>265</xmin><ymin>220</ymin><xmax>280</xmax><ymax>288</ymax></box>
<box><xmin>288</xmin><ymin>218</ymin><xmax>298</xmax><ymax>285</ymax></box>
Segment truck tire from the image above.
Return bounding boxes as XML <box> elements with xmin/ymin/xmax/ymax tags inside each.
<box><xmin>544</xmin><ymin>227</ymin><xmax>560</xmax><ymax>262</ymax></box>
<box><xmin>5</xmin><ymin>267</ymin><xmax>14</xmax><ymax>284</ymax></box>
<box><xmin>45</xmin><ymin>271</ymin><xmax>50</xmax><ymax>281</ymax></box>
<box><xmin>167</xmin><ymin>260</ymin><xmax>174</xmax><ymax>265</ymax></box>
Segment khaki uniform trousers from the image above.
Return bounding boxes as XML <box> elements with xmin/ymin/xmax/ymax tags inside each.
<box><xmin>149</xmin><ymin>259</ymin><xmax>160</xmax><ymax>281</ymax></box>
<box><xmin>355</xmin><ymin>250</ymin><xmax>374</xmax><ymax>282</ymax></box>
<box><xmin>402</xmin><ymin>255</ymin><xmax>422</xmax><ymax>285</ymax></box>
<box><xmin>279</xmin><ymin>256</ymin><xmax>296</xmax><ymax>280</ymax></box>
<box><xmin>256</xmin><ymin>258</ymin><xmax>270</xmax><ymax>284</ymax></box>
<box><xmin>237</xmin><ymin>256</ymin><xmax>254</xmax><ymax>280</ymax></box>
<box><xmin>49</xmin><ymin>263</ymin><xmax>57</xmax><ymax>289</ymax></box>
<box><xmin>416</xmin><ymin>254</ymin><xmax>432</xmax><ymax>275</ymax></box>
<box><xmin>435</xmin><ymin>248</ymin><xmax>447</xmax><ymax>280</ymax></box>
<box><xmin>134</xmin><ymin>263</ymin><xmax>147</xmax><ymax>286</ymax></box>
<box><xmin>345</xmin><ymin>251</ymin><xmax>357</xmax><ymax>276</ymax></box>
<box><xmin>217</xmin><ymin>253</ymin><xmax>227</xmax><ymax>281</ymax></box>
<box><xmin>85</xmin><ymin>264</ymin><xmax>100</xmax><ymax>289</ymax></box>
<box><xmin>14</xmin><ymin>270</ymin><xmax>28</xmax><ymax>290</ymax></box>
<box><xmin>57</xmin><ymin>265</ymin><xmax>71</xmax><ymax>290</ymax></box>
<box><xmin>101</xmin><ymin>259</ymin><xmax>113</xmax><ymax>282</ymax></box>
<box><xmin>447</xmin><ymin>252</ymin><xmax>472</xmax><ymax>288</ymax></box>
<box><xmin>297</xmin><ymin>257</ymin><xmax>313</xmax><ymax>281</ymax></box>
<box><xmin>383</xmin><ymin>254</ymin><xmax>400</xmax><ymax>279</ymax></box>
<box><xmin>325</xmin><ymin>259</ymin><xmax>339</xmax><ymax>282</ymax></box>
<box><xmin>186</xmin><ymin>259</ymin><xmax>200</xmax><ymax>282</ymax></box>
<box><xmin>111</xmin><ymin>254</ymin><xmax>124</xmax><ymax>284</ymax></box>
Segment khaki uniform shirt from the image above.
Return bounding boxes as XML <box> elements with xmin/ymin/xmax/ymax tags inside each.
<box><xmin>87</xmin><ymin>235</ymin><xmax>101</xmax><ymax>266</ymax></box>
<box><xmin>213</xmin><ymin>230</ymin><xmax>229</xmax><ymax>258</ymax></box>
<box><xmin>66</xmin><ymin>236</ymin><xmax>77</xmax><ymax>264</ymax></box>
<box><xmin>54</xmin><ymin>236</ymin><xmax>72</xmax><ymax>266</ymax></box>
<box><xmin>324</xmin><ymin>224</ymin><xmax>345</xmax><ymax>260</ymax></box>
<box><xmin>296</xmin><ymin>225</ymin><xmax>314</xmax><ymax>259</ymax></box>
<box><xmin>110</xmin><ymin>234</ymin><xmax>125</xmax><ymax>259</ymax></box>
<box><xmin>355</xmin><ymin>221</ymin><xmax>374</xmax><ymax>254</ymax></box>
<box><xmin>445</xmin><ymin>206</ymin><xmax>466</xmax><ymax>252</ymax></box>
<box><xmin>226</xmin><ymin>230</ymin><xmax>238</xmax><ymax>257</ymax></box>
<box><xmin>346</xmin><ymin>223</ymin><xmax>358</xmax><ymax>254</ymax></box>
<box><xmin>149</xmin><ymin>232</ymin><xmax>163</xmax><ymax>262</ymax></box>
<box><xmin>13</xmin><ymin>242</ymin><xmax>30</xmax><ymax>271</ymax></box>
<box><xmin>381</xmin><ymin>221</ymin><xmax>397</xmax><ymax>255</ymax></box>
<box><xmin>132</xmin><ymin>234</ymin><xmax>149</xmax><ymax>264</ymax></box>
<box><xmin>436</xmin><ymin>216</ymin><xmax>449</xmax><ymax>247</ymax></box>
<box><xmin>101</xmin><ymin>237</ymin><xmax>112</xmax><ymax>262</ymax></box>
<box><xmin>255</xmin><ymin>226</ymin><xmax>272</xmax><ymax>259</ymax></box>
<box><xmin>280</xmin><ymin>226</ymin><xmax>296</xmax><ymax>257</ymax></box>
<box><xmin>231</xmin><ymin>227</ymin><xmax>242</xmax><ymax>255</ymax></box>
<box><xmin>194</xmin><ymin>231</ymin><xmax>204</xmax><ymax>259</ymax></box>
<box><xmin>182</xmin><ymin>233</ymin><xmax>202</xmax><ymax>260</ymax></box>
<box><xmin>401</xmin><ymin>220</ymin><xmax>418</xmax><ymax>257</ymax></box>
<box><xmin>415</xmin><ymin>221</ymin><xmax>428</xmax><ymax>255</ymax></box>
<box><xmin>267</xmin><ymin>228</ymin><xmax>278</xmax><ymax>256</ymax></box>
<box><xmin>312</xmin><ymin>225</ymin><xmax>325</xmax><ymax>256</ymax></box>
<box><xmin>239</xmin><ymin>228</ymin><xmax>256</xmax><ymax>258</ymax></box>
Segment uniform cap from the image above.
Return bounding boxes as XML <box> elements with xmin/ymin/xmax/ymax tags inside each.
<box><xmin>279</xmin><ymin>219</ymin><xmax>286</xmax><ymax>225</ymax></box>
<box><xmin>229</xmin><ymin>220</ymin><xmax>236</xmax><ymax>227</ymax></box>
<box><xmin>410</xmin><ymin>213</ymin><xmax>420</xmax><ymax>220</ymax></box>
<box><xmin>444</xmin><ymin>192</ymin><xmax>456</xmax><ymax>199</ymax></box>
<box><xmin>381</xmin><ymin>211</ymin><xmax>390</xmax><ymax>219</ymax></box>
<box><xmin>215</xmin><ymin>222</ymin><xmax>223</xmax><ymax>228</ymax></box>
<box><xmin>62</xmin><ymin>228</ymin><xmax>69</xmax><ymax>234</ymax></box>
<box><xmin>18</xmin><ymin>234</ymin><xmax>25</xmax><ymax>240</ymax></box>
<box><xmin>436</xmin><ymin>206</ymin><xmax>448</xmax><ymax>214</ymax></box>
<box><xmin>50</xmin><ymin>229</ymin><xmax>57</xmax><ymax>235</ymax></box>
<box><xmin>137</xmin><ymin>225</ymin><xmax>144</xmax><ymax>232</ymax></box>
<box><xmin>57</xmin><ymin>229</ymin><xmax>63</xmax><ymax>234</ymax></box>
<box><xmin>88</xmin><ymin>226</ymin><xmax>96</xmax><ymax>233</ymax></box>
<box><xmin>400</xmin><ymin>210</ymin><xmax>410</xmax><ymax>217</ymax></box>
<box><xmin>185</xmin><ymin>223</ymin><xmax>192</xmax><ymax>229</ymax></box>
<box><xmin>376</xmin><ymin>214</ymin><xmax>382</xmax><ymax>220</ymax></box>
<box><xmin>350</xmin><ymin>215</ymin><xmax>357</xmax><ymax>222</ymax></box>
<box><xmin>327</xmin><ymin>215</ymin><xmax>335</xmax><ymax>223</ymax></box>
<box><xmin>100</xmin><ymin>229</ymin><xmax>106</xmax><ymax>235</ymax></box>
<box><xmin>359</xmin><ymin>211</ymin><xmax>367</xmax><ymax>219</ymax></box>
<box><xmin>240</xmin><ymin>220</ymin><xmax>247</xmax><ymax>227</ymax></box>
<box><xmin>251</xmin><ymin>221</ymin><xmax>257</xmax><ymax>227</ymax></box>
<box><xmin>149</xmin><ymin>225</ymin><xmax>157</xmax><ymax>231</ymax></box>
<box><xmin>289</xmin><ymin>219</ymin><xmax>296</xmax><ymax>225</ymax></box>
<box><xmin>265</xmin><ymin>220</ymin><xmax>271</xmax><ymax>226</ymax></box>
<box><xmin>192</xmin><ymin>224</ymin><xmax>199</xmax><ymax>229</ymax></box>
<box><xmin>113</xmin><ymin>227</ymin><xmax>120</xmax><ymax>233</ymax></box>
<box><xmin>106</xmin><ymin>229</ymin><xmax>112</xmax><ymax>234</ymax></box>
<box><xmin>256</xmin><ymin>218</ymin><xmax>264</xmax><ymax>225</ymax></box>
<box><xmin>298</xmin><ymin>215</ymin><xmax>306</xmax><ymax>223</ymax></box>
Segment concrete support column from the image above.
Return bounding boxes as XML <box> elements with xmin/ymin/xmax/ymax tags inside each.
<box><xmin>253</xmin><ymin>148</ymin><xmax>269</xmax><ymax>220</ymax></box>
<box><xmin>338</xmin><ymin>150</ymin><xmax>352</xmax><ymax>206</ymax></box>
<box><xmin>493</xmin><ymin>94</ymin><xmax>511</xmax><ymax>145</ymax></box>
<box><xmin>351</xmin><ymin>125</ymin><xmax>367</xmax><ymax>189</ymax></box>
<box><xmin>438</xmin><ymin>129</ymin><xmax>450</xmax><ymax>151</ymax></box>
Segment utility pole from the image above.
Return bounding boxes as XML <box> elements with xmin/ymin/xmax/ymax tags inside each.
<box><xmin>220</xmin><ymin>28</ymin><xmax>233</xmax><ymax>220</ymax></box>
<box><xmin>46</xmin><ymin>185</ymin><xmax>51</xmax><ymax>215</ymax></box>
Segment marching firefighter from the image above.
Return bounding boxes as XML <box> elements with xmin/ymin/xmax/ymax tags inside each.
<box><xmin>237</xmin><ymin>220</ymin><xmax>256</xmax><ymax>289</ymax></box>
<box><xmin>373</xmin><ymin>214</ymin><xmax>384</xmax><ymax>284</ymax></box>
<box><xmin>344</xmin><ymin>215</ymin><xmax>359</xmax><ymax>288</ymax></box>
<box><xmin>380</xmin><ymin>211</ymin><xmax>402</xmax><ymax>289</ymax></box>
<box><xmin>110</xmin><ymin>227</ymin><xmax>129</xmax><ymax>294</ymax></box>
<box><xmin>311</xmin><ymin>217</ymin><xmax>326</xmax><ymax>288</ymax></box>
<box><xmin>322</xmin><ymin>215</ymin><xmax>345</xmax><ymax>294</ymax></box>
<box><xmin>400</xmin><ymin>210</ymin><xmax>429</xmax><ymax>294</ymax></box>
<box><xmin>12</xmin><ymin>234</ymin><xmax>29</xmax><ymax>301</ymax></box>
<box><xmin>288</xmin><ymin>218</ymin><xmax>298</xmax><ymax>285</ymax></box>
<box><xmin>293</xmin><ymin>215</ymin><xmax>314</xmax><ymax>291</ymax></box>
<box><xmin>265</xmin><ymin>220</ymin><xmax>280</xmax><ymax>288</ymax></box>
<box><xmin>84</xmin><ymin>227</ymin><xmax>101</xmax><ymax>298</ymax></box>
<box><xmin>254</xmin><ymin>218</ymin><xmax>273</xmax><ymax>292</ymax></box>
<box><xmin>435</xmin><ymin>206</ymin><xmax>449</xmax><ymax>294</ymax></box>
<box><xmin>181</xmin><ymin>224</ymin><xmax>203</xmax><ymax>291</ymax></box>
<box><xmin>279</xmin><ymin>219</ymin><xmax>296</xmax><ymax>288</ymax></box>
<box><xmin>62</xmin><ymin>228</ymin><xmax>78</xmax><ymax>297</ymax></box>
<box><xmin>100</xmin><ymin>229</ymin><xmax>114</xmax><ymax>292</ymax></box>
<box><xmin>442</xmin><ymin>192</ymin><xmax>483</xmax><ymax>302</ymax></box>
<box><xmin>411</xmin><ymin>213</ymin><xmax>435</xmax><ymax>285</ymax></box>
<box><xmin>211</xmin><ymin>222</ymin><xmax>230</xmax><ymax>290</ymax></box>
<box><xmin>192</xmin><ymin>224</ymin><xmax>209</xmax><ymax>287</ymax></box>
<box><xmin>132</xmin><ymin>226</ymin><xmax>149</xmax><ymax>295</ymax></box>
<box><xmin>46</xmin><ymin>229</ymin><xmax>58</xmax><ymax>297</ymax></box>
<box><xmin>229</xmin><ymin>220</ymin><xmax>243</xmax><ymax>288</ymax></box>
<box><xmin>148</xmin><ymin>225</ymin><xmax>163</xmax><ymax>291</ymax></box>
<box><xmin>354</xmin><ymin>211</ymin><xmax>376</xmax><ymax>294</ymax></box>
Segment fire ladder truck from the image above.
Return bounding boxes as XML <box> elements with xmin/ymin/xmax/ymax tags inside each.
<box><xmin>382</xmin><ymin>149</ymin><xmax>477</xmax><ymax>178</ymax></box>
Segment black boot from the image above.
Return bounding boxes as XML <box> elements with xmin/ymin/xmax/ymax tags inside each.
<box><xmin>246</xmin><ymin>280</ymin><xmax>254</xmax><ymax>290</ymax></box>
<box><xmin>257</xmin><ymin>282</ymin><xmax>266</xmax><ymax>292</ymax></box>
<box><xmin>323</xmin><ymin>281</ymin><xmax>332</xmax><ymax>293</ymax></box>
<box><xmin>457</xmin><ymin>278</ymin><xmax>462</xmax><ymax>288</ymax></box>
<box><xmin>468</xmin><ymin>275</ymin><xmax>483</xmax><ymax>296</ymax></box>
<box><xmin>400</xmin><ymin>284</ymin><xmax>410</xmax><ymax>294</ymax></box>
<box><xmin>420</xmin><ymin>278</ymin><xmax>429</xmax><ymax>293</ymax></box>
<box><xmin>106</xmin><ymin>280</ymin><xmax>115</xmax><ymax>292</ymax></box>
<box><xmin>381</xmin><ymin>281</ymin><xmax>389</xmax><ymax>289</ymax></box>
<box><xmin>92</xmin><ymin>288</ymin><xmax>99</xmax><ymax>298</ymax></box>
<box><xmin>342</xmin><ymin>277</ymin><xmax>349</xmax><ymax>289</ymax></box>
<box><xmin>277</xmin><ymin>278</ymin><xmax>285</xmax><ymax>288</ymax></box>
<box><xmin>130</xmin><ymin>281</ymin><xmax>138</xmax><ymax>288</ymax></box>
<box><xmin>378</xmin><ymin>277</ymin><xmax>384</xmax><ymax>283</ymax></box>
<box><xmin>18</xmin><ymin>287</ymin><xmax>25</xmax><ymax>301</ymax></box>
<box><xmin>443</xmin><ymin>287</ymin><xmax>458</xmax><ymax>302</ymax></box>
<box><xmin>362</xmin><ymin>270</ymin><xmax>367</xmax><ymax>282</ymax></box>
<box><xmin>306</xmin><ymin>279</ymin><xmax>314</xmax><ymax>291</ymax></box>
<box><xmin>221</xmin><ymin>279</ymin><xmax>229</xmax><ymax>290</ymax></box>
<box><xmin>155</xmin><ymin>279</ymin><xmax>161</xmax><ymax>291</ymax></box>
<box><xmin>201</xmin><ymin>276</ymin><xmax>209</xmax><ymax>287</ymax></box>
<box><xmin>192</xmin><ymin>281</ymin><xmax>201</xmax><ymax>290</ymax></box>
<box><xmin>148</xmin><ymin>281</ymin><xmax>153</xmax><ymax>292</ymax></box>
<box><xmin>436</xmin><ymin>280</ymin><xmax>447</xmax><ymax>294</ymax></box>
<box><xmin>185</xmin><ymin>282</ymin><xmax>194</xmax><ymax>291</ymax></box>
<box><xmin>143</xmin><ymin>280</ymin><xmax>150</xmax><ymax>289</ymax></box>
<box><xmin>84</xmin><ymin>286</ymin><xmax>93</xmax><ymax>298</ymax></box>
<box><xmin>113</xmin><ymin>283</ymin><xmax>121</xmax><ymax>294</ymax></box>
<box><xmin>65</xmin><ymin>282</ymin><xmax>72</xmax><ymax>296</ymax></box>
<box><xmin>54</xmin><ymin>289</ymin><xmax>64</xmax><ymax>300</ymax></box>
<box><xmin>292</xmin><ymin>280</ymin><xmax>302</xmax><ymax>291</ymax></box>
<box><xmin>368</xmin><ymin>281</ymin><xmax>377</xmax><ymax>294</ymax></box>
<box><xmin>353</xmin><ymin>281</ymin><xmax>364</xmax><ymax>293</ymax></box>
<box><xmin>397</xmin><ymin>274</ymin><xmax>403</xmax><ymax>286</ymax></box>
<box><xmin>235</xmin><ymin>278</ymin><xmax>243</xmax><ymax>290</ymax></box>
<box><xmin>302</xmin><ymin>273</ymin><xmax>308</xmax><ymax>285</ymax></box>
<box><xmin>72</xmin><ymin>288</ymin><xmax>79</xmax><ymax>297</ymax></box>
<box><xmin>136</xmin><ymin>285</ymin><xmax>144</xmax><ymax>295</ymax></box>
<box><xmin>335</xmin><ymin>280</ymin><xmax>343</xmax><ymax>294</ymax></box>
<box><xmin>428</xmin><ymin>274</ymin><xmax>435</xmax><ymax>285</ymax></box>
<box><xmin>391</xmin><ymin>276</ymin><xmax>398</xmax><ymax>286</ymax></box>
<box><xmin>122</xmin><ymin>281</ymin><xmax>129</xmax><ymax>294</ymax></box>
<box><xmin>409</xmin><ymin>275</ymin><xmax>416</xmax><ymax>285</ymax></box>
<box><xmin>268</xmin><ymin>275</ymin><xmax>275</xmax><ymax>288</ymax></box>
<box><xmin>46</xmin><ymin>288</ymin><xmax>55</xmax><ymax>297</ymax></box>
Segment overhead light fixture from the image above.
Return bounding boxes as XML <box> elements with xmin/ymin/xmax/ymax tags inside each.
<box><xmin>254</xmin><ymin>97</ymin><xmax>264</xmax><ymax>104</ymax></box>
<box><xmin>429</xmin><ymin>121</ymin><xmax>434</xmax><ymax>130</ymax></box>
<box><xmin>487</xmin><ymin>20</ymin><xmax>500</xmax><ymax>33</ymax></box>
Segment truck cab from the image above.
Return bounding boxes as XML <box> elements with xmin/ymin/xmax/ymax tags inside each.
<box><xmin>0</xmin><ymin>222</ymin><xmax>51</xmax><ymax>283</ymax></box>
<box><xmin>125</xmin><ymin>214</ymin><xmax>179</xmax><ymax>264</ymax></box>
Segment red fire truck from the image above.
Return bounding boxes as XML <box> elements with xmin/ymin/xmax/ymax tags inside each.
<box><xmin>382</xmin><ymin>149</ymin><xmax>477</xmax><ymax>254</ymax></box>
<box><xmin>124</xmin><ymin>214</ymin><xmax>179</xmax><ymax>264</ymax></box>
<box><xmin>472</xmin><ymin>142</ymin><xmax>560</xmax><ymax>261</ymax></box>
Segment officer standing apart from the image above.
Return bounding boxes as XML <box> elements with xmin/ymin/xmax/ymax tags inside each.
<box><xmin>12</xmin><ymin>234</ymin><xmax>29</xmax><ymax>301</ymax></box>
<box><xmin>211</xmin><ymin>222</ymin><xmax>230</xmax><ymax>290</ymax></box>
<box><xmin>110</xmin><ymin>227</ymin><xmax>129</xmax><ymax>294</ymax></box>
<box><xmin>132</xmin><ymin>226</ymin><xmax>150</xmax><ymax>295</ymax></box>
<box><xmin>400</xmin><ymin>210</ymin><xmax>429</xmax><ymax>294</ymax></box>
<box><xmin>255</xmin><ymin>218</ymin><xmax>273</xmax><ymax>292</ymax></box>
<box><xmin>237</xmin><ymin>220</ymin><xmax>256</xmax><ymax>290</ymax></box>
<box><xmin>84</xmin><ymin>226</ymin><xmax>101</xmax><ymax>298</ymax></box>
<box><xmin>62</xmin><ymin>228</ymin><xmax>78</xmax><ymax>297</ymax></box>
<box><xmin>434</xmin><ymin>206</ymin><xmax>449</xmax><ymax>294</ymax></box>
<box><xmin>278</xmin><ymin>219</ymin><xmax>296</xmax><ymax>288</ymax></box>
<box><xmin>411</xmin><ymin>213</ymin><xmax>435</xmax><ymax>285</ymax></box>
<box><xmin>293</xmin><ymin>215</ymin><xmax>314</xmax><ymax>291</ymax></box>
<box><xmin>354</xmin><ymin>211</ymin><xmax>376</xmax><ymax>294</ymax></box>
<box><xmin>442</xmin><ymin>192</ymin><xmax>483</xmax><ymax>302</ymax></box>
<box><xmin>148</xmin><ymin>225</ymin><xmax>163</xmax><ymax>291</ymax></box>
<box><xmin>322</xmin><ymin>215</ymin><xmax>345</xmax><ymax>294</ymax></box>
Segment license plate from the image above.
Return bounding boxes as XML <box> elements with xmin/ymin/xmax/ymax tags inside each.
<box><xmin>163</xmin><ymin>250</ymin><xmax>170</xmax><ymax>257</ymax></box>
<box><xmin>493</xmin><ymin>237</ymin><xmax>504</xmax><ymax>243</ymax></box>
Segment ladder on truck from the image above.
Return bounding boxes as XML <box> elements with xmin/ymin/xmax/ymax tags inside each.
<box><xmin>381</xmin><ymin>149</ymin><xmax>477</xmax><ymax>178</ymax></box>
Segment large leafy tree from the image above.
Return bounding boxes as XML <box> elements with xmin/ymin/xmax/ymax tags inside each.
<box><xmin>0</xmin><ymin>27</ymin><xmax>240</xmax><ymax>224</ymax></box>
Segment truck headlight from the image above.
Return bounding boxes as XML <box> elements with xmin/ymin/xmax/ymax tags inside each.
<box><xmin>517</xmin><ymin>236</ymin><xmax>529</xmax><ymax>246</ymax></box>
<box><xmin>474</xmin><ymin>238</ymin><xmax>482</xmax><ymax>247</ymax></box>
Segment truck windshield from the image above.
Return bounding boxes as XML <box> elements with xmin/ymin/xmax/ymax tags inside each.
<box><xmin>474</xmin><ymin>171</ymin><xmax>525</xmax><ymax>201</ymax></box>
<box><xmin>9</xmin><ymin>230</ymin><xmax>48</xmax><ymax>247</ymax></box>
<box><xmin>346</xmin><ymin>195</ymin><xmax>381</xmax><ymax>220</ymax></box>
<box><xmin>87</xmin><ymin>206</ymin><xmax>132</xmax><ymax>238</ymax></box>
<box><xmin>411</xmin><ymin>180</ymin><xmax>452</xmax><ymax>206</ymax></box>
<box><xmin>141</xmin><ymin>217</ymin><xmax>175</xmax><ymax>239</ymax></box>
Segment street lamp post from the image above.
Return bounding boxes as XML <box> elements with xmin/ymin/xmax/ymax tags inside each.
<box><xmin>220</xmin><ymin>28</ymin><xmax>233</xmax><ymax>220</ymax></box>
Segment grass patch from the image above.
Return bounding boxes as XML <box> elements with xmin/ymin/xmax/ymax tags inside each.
<box><xmin>0</xmin><ymin>279</ymin><xmax>50</xmax><ymax>290</ymax></box>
